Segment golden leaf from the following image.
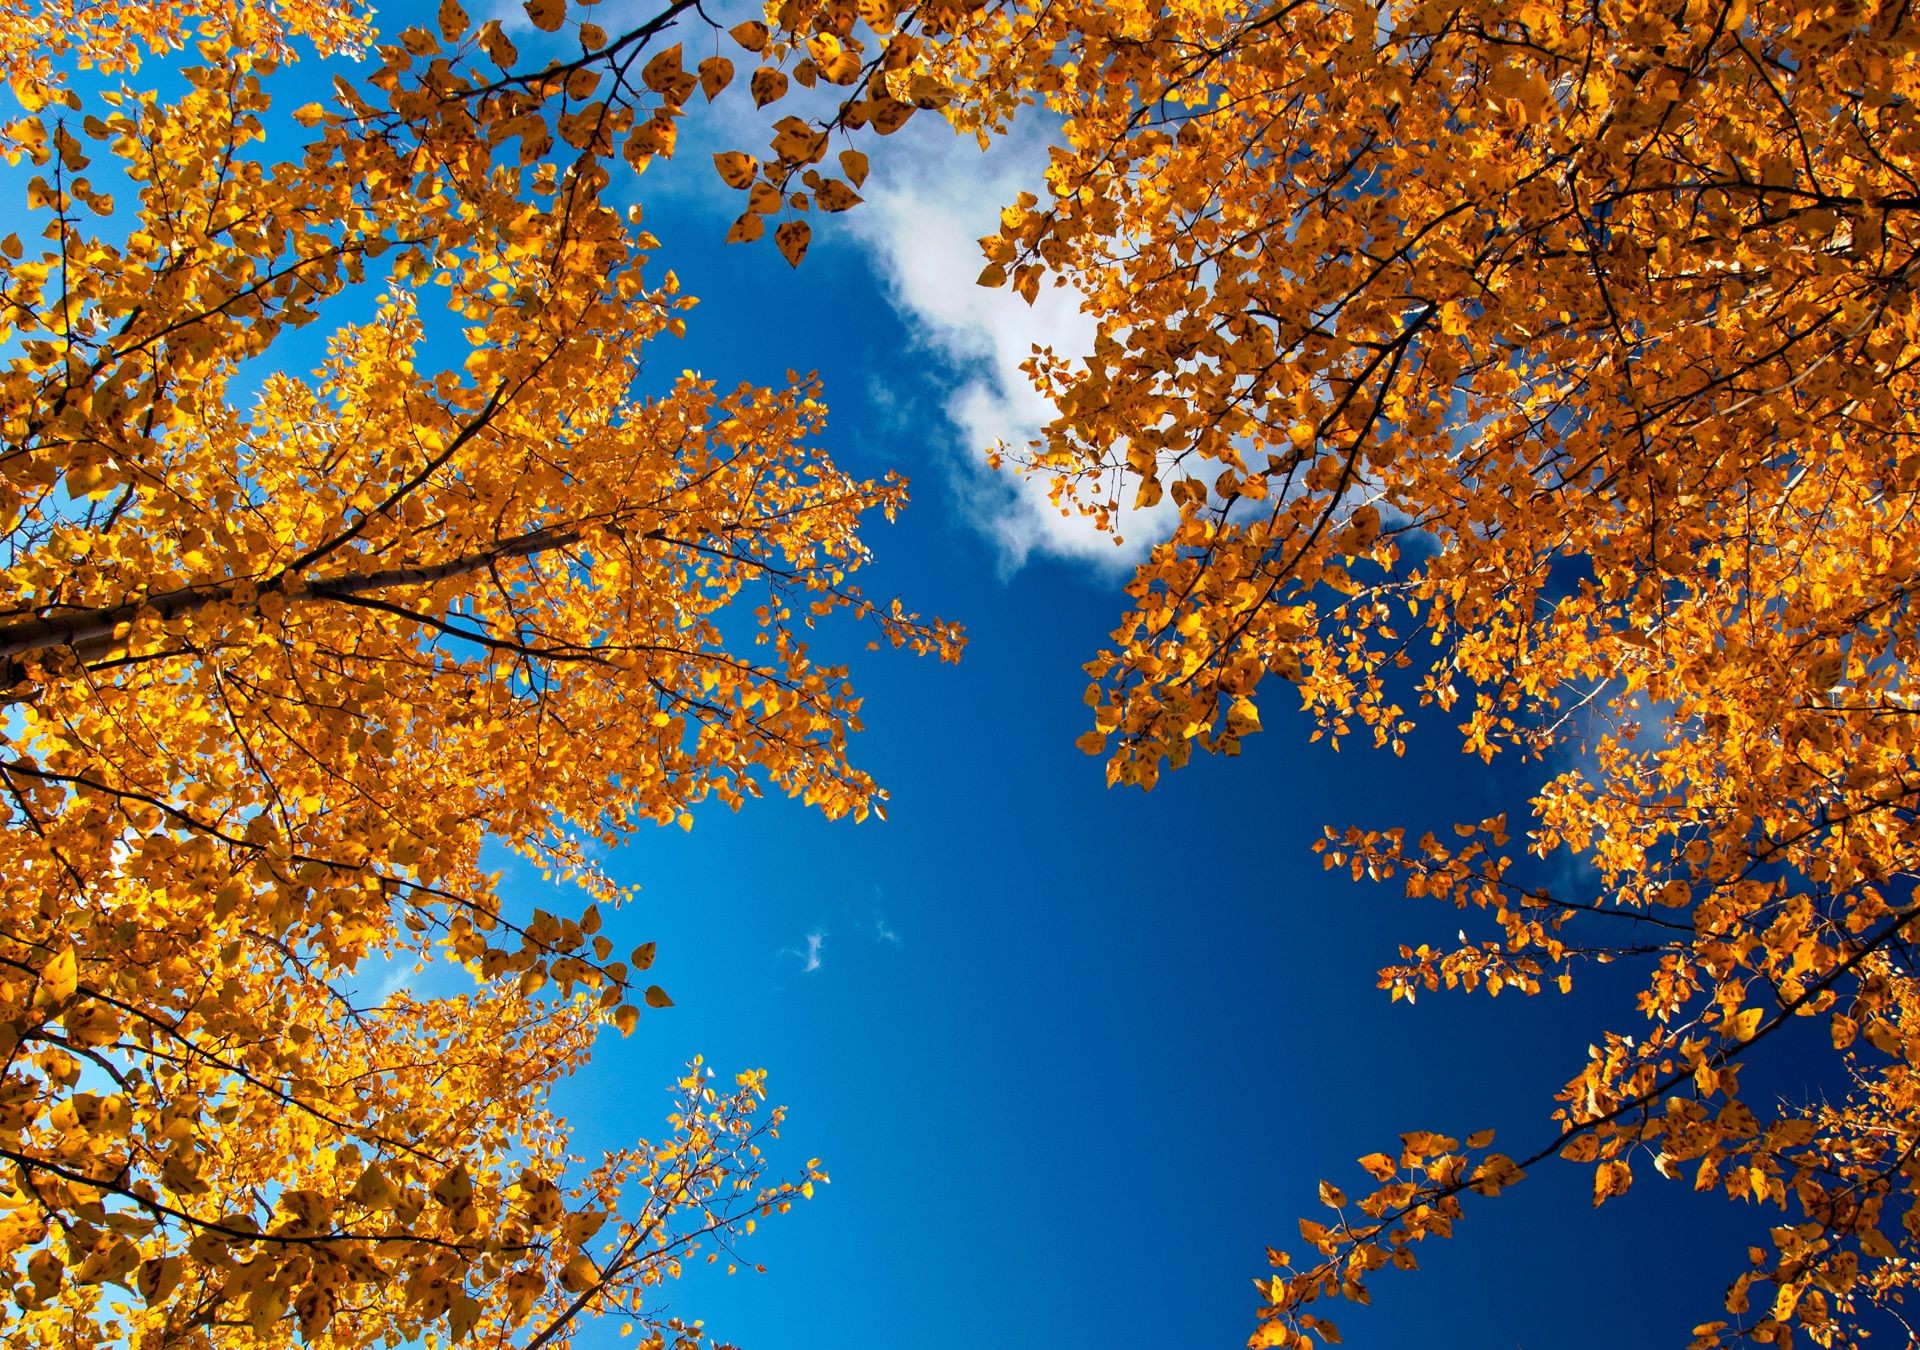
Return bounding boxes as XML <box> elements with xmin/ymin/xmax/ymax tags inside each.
<box><xmin>813</xmin><ymin>179</ymin><xmax>861</xmax><ymax>212</ymax></box>
<box><xmin>642</xmin><ymin>44</ymin><xmax>686</xmax><ymax>96</ymax></box>
<box><xmin>559</xmin><ymin>1254</ymin><xmax>601</xmax><ymax>1293</ymax></box>
<box><xmin>1592</xmin><ymin>1159</ymin><xmax>1632</xmax><ymax>1206</ymax></box>
<box><xmin>1831</xmin><ymin>1013</ymin><xmax>1858</xmax><ymax>1050</ymax></box>
<box><xmin>478</xmin><ymin>18</ymin><xmax>518</xmax><ymax>65</ymax></box>
<box><xmin>41</xmin><ymin>945</ymin><xmax>77</xmax><ymax>1002</ymax></box>
<box><xmin>748</xmin><ymin>180</ymin><xmax>782</xmax><ymax>215</ymax></box>
<box><xmin>750</xmin><ymin>66</ymin><xmax>788</xmax><ymax>108</ymax></box>
<box><xmin>564</xmin><ymin>1209</ymin><xmax>609</xmax><ymax>1242</ymax></box>
<box><xmin>1355</xmin><ymin>1152</ymin><xmax>1396</xmax><ymax>1181</ymax></box>
<box><xmin>712</xmin><ymin>151</ymin><xmax>757</xmax><ymax>189</ymax></box>
<box><xmin>774</xmin><ymin>219</ymin><xmax>811</xmax><ymax>268</ymax></box>
<box><xmin>698</xmin><ymin>55</ymin><xmax>734</xmax><ymax>101</ymax></box>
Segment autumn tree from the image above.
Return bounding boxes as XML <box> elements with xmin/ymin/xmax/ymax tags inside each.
<box><xmin>697</xmin><ymin>0</ymin><xmax>1920</xmax><ymax>1343</ymax></box>
<box><xmin>0</xmin><ymin>1</ymin><xmax>954</xmax><ymax>1345</ymax></box>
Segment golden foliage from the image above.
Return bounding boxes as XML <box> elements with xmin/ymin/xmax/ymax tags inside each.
<box><xmin>0</xmin><ymin>1</ymin><xmax>952</xmax><ymax>1346</ymax></box>
<box><xmin>720</xmin><ymin>0</ymin><xmax>1920</xmax><ymax>1341</ymax></box>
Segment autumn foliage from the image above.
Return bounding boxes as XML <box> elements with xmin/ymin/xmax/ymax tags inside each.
<box><xmin>714</xmin><ymin>0</ymin><xmax>1919</xmax><ymax>1342</ymax></box>
<box><xmin>11</xmin><ymin>0</ymin><xmax>1920</xmax><ymax>1345</ymax></box>
<box><xmin>0</xmin><ymin>1</ymin><xmax>953</xmax><ymax>1345</ymax></box>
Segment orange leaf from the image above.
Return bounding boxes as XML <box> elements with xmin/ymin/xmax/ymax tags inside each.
<box><xmin>775</xmin><ymin>219</ymin><xmax>811</xmax><ymax>267</ymax></box>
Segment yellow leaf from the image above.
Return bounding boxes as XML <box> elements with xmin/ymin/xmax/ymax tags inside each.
<box><xmin>613</xmin><ymin>1004</ymin><xmax>640</xmax><ymax>1035</ymax></box>
<box><xmin>347</xmin><ymin>1164</ymin><xmax>398</xmax><ymax>1211</ymax></box>
<box><xmin>136</xmin><ymin>1256</ymin><xmax>183</xmax><ymax>1302</ymax></box>
<box><xmin>1592</xmin><ymin>1158</ymin><xmax>1632</xmax><ymax>1206</ymax></box>
<box><xmin>770</xmin><ymin>115</ymin><xmax>825</xmax><ymax>163</ymax></box>
<box><xmin>699</xmin><ymin>56</ymin><xmax>734</xmax><ymax>101</ymax></box>
<box><xmin>775</xmin><ymin>219</ymin><xmax>811</xmax><ymax>268</ymax></box>
<box><xmin>478</xmin><ymin>18</ymin><xmax>518</xmax><ymax>65</ymax></box>
<box><xmin>814</xmin><ymin>179</ymin><xmax>862</xmax><ymax>212</ymax></box>
<box><xmin>431</xmin><ymin>1165</ymin><xmax>474</xmax><ymax>1207</ymax></box>
<box><xmin>712</xmin><ymin>152</ymin><xmax>756</xmax><ymax>189</ymax></box>
<box><xmin>751</xmin><ymin>67</ymin><xmax>788</xmax><ymax>108</ymax></box>
<box><xmin>449</xmin><ymin>1294</ymin><xmax>481</xmax><ymax>1342</ymax></box>
<box><xmin>559</xmin><ymin>1254</ymin><xmax>600</xmax><ymax>1293</ymax></box>
<box><xmin>748</xmin><ymin>181</ymin><xmax>782</xmax><ymax>215</ymax></box>
<box><xmin>42</xmin><ymin>946</ymin><xmax>77</xmax><ymax>1002</ymax></box>
<box><xmin>642</xmin><ymin>45</ymin><xmax>686</xmax><ymax>96</ymax></box>
<box><xmin>1831</xmin><ymin>1013</ymin><xmax>1857</xmax><ymax>1050</ymax></box>
<box><xmin>644</xmin><ymin>984</ymin><xmax>674</xmax><ymax>1009</ymax></box>
<box><xmin>564</xmin><ymin>1209</ymin><xmax>609</xmax><ymax>1242</ymax></box>
<box><xmin>1356</xmin><ymin>1152</ymin><xmax>1396</xmax><ymax>1181</ymax></box>
<box><xmin>522</xmin><ymin>0</ymin><xmax>563</xmax><ymax>32</ymax></box>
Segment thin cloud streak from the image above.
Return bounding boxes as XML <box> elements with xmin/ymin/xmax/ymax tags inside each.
<box><xmin>780</xmin><ymin>927</ymin><xmax>827</xmax><ymax>974</ymax></box>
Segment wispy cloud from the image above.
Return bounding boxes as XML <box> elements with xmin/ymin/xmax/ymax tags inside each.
<box><xmin>776</xmin><ymin>898</ymin><xmax>902</xmax><ymax>980</ymax></box>
<box><xmin>780</xmin><ymin>927</ymin><xmax>828</xmax><ymax>974</ymax></box>
<box><xmin>842</xmin><ymin>116</ymin><xmax>1175</xmax><ymax>574</ymax></box>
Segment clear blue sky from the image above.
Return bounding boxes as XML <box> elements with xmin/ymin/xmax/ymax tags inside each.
<box><xmin>466</xmin><ymin>68</ymin><xmax>1848</xmax><ymax>1350</ymax></box>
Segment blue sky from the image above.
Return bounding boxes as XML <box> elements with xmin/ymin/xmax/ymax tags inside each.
<box><xmin>466</xmin><ymin>63</ymin><xmax>1838</xmax><ymax>1350</ymax></box>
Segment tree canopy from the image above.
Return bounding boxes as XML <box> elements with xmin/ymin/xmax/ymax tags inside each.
<box><xmin>9</xmin><ymin>0</ymin><xmax>1920</xmax><ymax>1346</ymax></box>
<box><xmin>0</xmin><ymin>1</ymin><xmax>951</xmax><ymax>1345</ymax></box>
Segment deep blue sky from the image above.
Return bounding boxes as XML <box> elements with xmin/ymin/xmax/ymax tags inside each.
<box><xmin>479</xmin><ymin>83</ymin><xmax>1827</xmax><ymax>1350</ymax></box>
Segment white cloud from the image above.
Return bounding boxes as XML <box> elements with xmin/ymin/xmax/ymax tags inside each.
<box><xmin>867</xmin><ymin>910</ymin><xmax>901</xmax><ymax>946</ymax></box>
<box><xmin>842</xmin><ymin>117</ymin><xmax>1175</xmax><ymax>574</ymax></box>
<box><xmin>775</xmin><ymin>904</ymin><xmax>899</xmax><ymax>979</ymax></box>
<box><xmin>480</xmin><ymin>12</ymin><xmax>1169</xmax><ymax>573</ymax></box>
<box><xmin>780</xmin><ymin>927</ymin><xmax>827</xmax><ymax>974</ymax></box>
